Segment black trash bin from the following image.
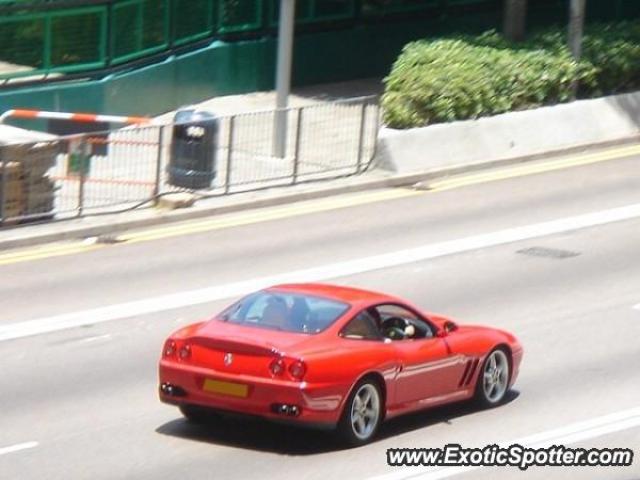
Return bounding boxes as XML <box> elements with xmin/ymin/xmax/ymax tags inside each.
<box><xmin>168</xmin><ymin>109</ymin><xmax>219</xmax><ymax>189</ymax></box>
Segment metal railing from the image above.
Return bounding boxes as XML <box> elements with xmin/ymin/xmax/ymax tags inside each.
<box><xmin>0</xmin><ymin>97</ymin><xmax>379</xmax><ymax>226</ymax></box>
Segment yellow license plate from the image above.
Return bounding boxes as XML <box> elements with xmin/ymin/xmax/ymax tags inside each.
<box><xmin>202</xmin><ymin>379</ymin><xmax>249</xmax><ymax>398</ymax></box>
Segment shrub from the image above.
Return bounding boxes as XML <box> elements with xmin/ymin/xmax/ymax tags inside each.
<box><xmin>382</xmin><ymin>22</ymin><xmax>640</xmax><ymax>129</ymax></box>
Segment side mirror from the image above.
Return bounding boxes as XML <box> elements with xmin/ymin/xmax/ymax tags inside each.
<box><xmin>437</xmin><ymin>320</ymin><xmax>458</xmax><ymax>337</ymax></box>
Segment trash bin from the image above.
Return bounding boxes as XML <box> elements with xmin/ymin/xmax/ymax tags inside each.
<box><xmin>168</xmin><ymin>109</ymin><xmax>219</xmax><ymax>189</ymax></box>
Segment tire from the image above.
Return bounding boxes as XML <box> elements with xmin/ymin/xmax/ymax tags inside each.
<box><xmin>338</xmin><ymin>379</ymin><xmax>383</xmax><ymax>447</ymax></box>
<box><xmin>179</xmin><ymin>404</ymin><xmax>212</xmax><ymax>423</ymax></box>
<box><xmin>475</xmin><ymin>348</ymin><xmax>511</xmax><ymax>408</ymax></box>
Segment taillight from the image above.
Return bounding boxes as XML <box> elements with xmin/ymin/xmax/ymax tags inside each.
<box><xmin>179</xmin><ymin>344</ymin><xmax>191</xmax><ymax>360</ymax></box>
<box><xmin>163</xmin><ymin>340</ymin><xmax>177</xmax><ymax>357</ymax></box>
<box><xmin>270</xmin><ymin>358</ymin><xmax>286</xmax><ymax>376</ymax></box>
<box><xmin>288</xmin><ymin>360</ymin><xmax>307</xmax><ymax>381</ymax></box>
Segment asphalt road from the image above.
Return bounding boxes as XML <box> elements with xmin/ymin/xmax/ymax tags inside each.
<box><xmin>1</xmin><ymin>151</ymin><xmax>639</xmax><ymax>480</ymax></box>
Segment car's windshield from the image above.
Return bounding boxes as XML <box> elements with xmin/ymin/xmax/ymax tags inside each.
<box><xmin>218</xmin><ymin>291</ymin><xmax>350</xmax><ymax>334</ymax></box>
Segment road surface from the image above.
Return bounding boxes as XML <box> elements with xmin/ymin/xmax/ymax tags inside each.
<box><xmin>1</xmin><ymin>148</ymin><xmax>639</xmax><ymax>480</ymax></box>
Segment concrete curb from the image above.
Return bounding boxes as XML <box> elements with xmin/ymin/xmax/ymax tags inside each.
<box><xmin>1</xmin><ymin>134</ymin><xmax>638</xmax><ymax>251</ymax></box>
<box><xmin>376</xmin><ymin>90</ymin><xmax>640</xmax><ymax>174</ymax></box>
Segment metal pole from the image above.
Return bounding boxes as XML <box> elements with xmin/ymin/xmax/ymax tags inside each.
<box><xmin>569</xmin><ymin>0</ymin><xmax>586</xmax><ymax>61</ymax></box>
<box><xmin>77</xmin><ymin>138</ymin><xmax>87</xmax><ymax>217</ymax></box>
<box><xmin>292</xmin><ymin>108</ymin><xmax>303</xmax><ymax>184</ymax></box>
<box><xmin>224</xmin><ymin>116</ymin><xmax>235</xmax><ymax>194</ymax></box>
<box><xmin>503</xmin><ymin>0</ymin><xmax>527</xmax><ymax>42</ymax></box>
<box><xmin>356</xmin><ymin>103</ymin><xmax>367</xmax><ymax>174</ymax></box>
<box><xmin>273</xmin><ymin>0</ymin><xmax>296</xmax><ymax>159</ymax></box>
<box><xmin>153</xmin><ymin>126</ymin><xmax>164</xmax><ymax>205</ymax></box>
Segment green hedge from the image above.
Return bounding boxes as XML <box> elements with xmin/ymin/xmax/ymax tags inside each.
<box><xmin>382</xmin><ymin>22</ymin><xmax>640</xmax><ymax>129</ymax></box>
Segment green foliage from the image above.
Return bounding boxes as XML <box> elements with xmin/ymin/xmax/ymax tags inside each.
<box><xmin>383</xmin><ymin>22</ymin><xmax>640</xmax><ymax>129</ymax></box>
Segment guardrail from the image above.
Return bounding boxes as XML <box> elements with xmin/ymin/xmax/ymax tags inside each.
<box><xmin>0</xmin><ymin>97</ymin><xmax>380</xmax><ymax>226</ymax></box>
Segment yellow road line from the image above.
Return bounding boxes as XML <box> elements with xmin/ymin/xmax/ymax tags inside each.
<box><xmin>427</xmin><ymin>144</ymin><xmax>640</xmax><ymax>192</ymax></box>
<box><xmin>1</xmin><ymin>142</ymin><xmax>638</xmax><ymax>265</ymax></box>
<box><xmin>120</xmin><ymin>188</ymin><xmax>422</xmax><ymax>243</ymax></box>
<box><xmin>0</xmin><ymin>243</ymin><xmax>103</xmax><ymax>266</ymax></box>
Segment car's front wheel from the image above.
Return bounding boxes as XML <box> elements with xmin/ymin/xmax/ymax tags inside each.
<box><xmin>475</xmin><ymin>348</ymin><xmax>510</xmax><ymax>408</ymax></box>
<box><xmin>338</xmin><ymin>379</ymin><xmax>383</xmax><ymax>447</ymax></box>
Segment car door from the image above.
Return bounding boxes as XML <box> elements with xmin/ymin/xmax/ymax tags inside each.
<box><xmin>373</xmin><ymin>304</ymin><xmax>468</xmax><ymax>406</ymax></box>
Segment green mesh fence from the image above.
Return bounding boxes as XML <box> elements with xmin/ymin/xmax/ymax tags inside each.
<box><xmin>0</xmin><ymin>15</ymin><xmax>45</xmax><ymax>72</ymax></box>
<box><xmin>50</xmin><ymin>8</ymin><xmax>106</xmax><ymax>70</ymax></box>
<box><xmin>173</xmin><ymin>0</ymin><xmax>215</xmax><ymax>45</ymax></box>
<box><xmin>1</xmin><ymin>0</ymin><xmax>640</xmax><ymax>82</ymax></box>
<box><xmin>112</xmin><ymin>0</ymin><xmax>168</xmax><ymax>64</ymax></box>
<box><xmin>0</xmin><ymin>7</ymin><xmax>106</xmax><ymax>79</ymax></box>
<box><xmin>218</xmin><ymin>0</ymin><xmax>263</xmax><ymax>33</ymax></box>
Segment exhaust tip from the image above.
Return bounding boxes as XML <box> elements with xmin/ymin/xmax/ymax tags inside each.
<box><xmin>160</xmin><ymin>383</ymin><xmax>187</xmax><ymax>397</ymax></box>
<box><xmin>271</xmin><ymin>403</ymin><xmax>301</xmax><ymax>417</ymax></box>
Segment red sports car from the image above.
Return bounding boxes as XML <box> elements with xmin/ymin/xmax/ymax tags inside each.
<box><xmin>159</xmin><ymin>283</ymin><xmax>523</xmax><ymax>445</ymax></box>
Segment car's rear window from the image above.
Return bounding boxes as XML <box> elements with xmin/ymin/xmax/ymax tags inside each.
<box><xmin>217</xmin><ymin>291</ymin><xmax>350</xmax><ymax>334</ymax></box>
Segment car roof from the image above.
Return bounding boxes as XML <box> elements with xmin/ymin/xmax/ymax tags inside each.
<box><xmin>266</xmin><ymin>283</ymin><xmax>396</xmax><ymax>305</ymax></box>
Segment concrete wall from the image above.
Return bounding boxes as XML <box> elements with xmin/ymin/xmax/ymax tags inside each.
<box><xmin>376</xmin><ymin>91</ymin><xmax>640</xmax><ymax>173</ymax></box>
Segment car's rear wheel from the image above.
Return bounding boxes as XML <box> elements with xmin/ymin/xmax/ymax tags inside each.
<box><xmin>475</xmin><ymin>348</ymin><xmax>510</xmax><ymax>408</ymax></box>
<box><xmin>179</xmin><ymin>404</ymin><xmax>212</xmax><ymax>423</ymax></box>
<box><xmin>338</xmin><ymin>379</ymin><xmax>382</xmax><ymax>447</ymax></box>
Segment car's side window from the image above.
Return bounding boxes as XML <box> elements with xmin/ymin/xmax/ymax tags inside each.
<box><xmin>374</xmin><ymin>304</ymin><xmax>435</xmax><ymax>340</ymax></box>
<box><xmin>340</xmin><ymin>311</ymin><xmax>382</xmax><ymax>341</ymax></box>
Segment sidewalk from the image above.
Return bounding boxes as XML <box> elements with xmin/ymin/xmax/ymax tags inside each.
<box><xmin>0</xmin><ymin>78</ymin><xmax>384</xmax><ymax>227</ymax></box>
<box><xmin>155</xmin><ymin>77</ymin><xmax>384</xmax><ymax>121</ymax></box>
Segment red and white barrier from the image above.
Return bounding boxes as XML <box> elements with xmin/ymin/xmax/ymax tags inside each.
<box><xmin>0</xmin><ymin>109</ymin><xmax>150</xmax><ymax>125</ymax></box>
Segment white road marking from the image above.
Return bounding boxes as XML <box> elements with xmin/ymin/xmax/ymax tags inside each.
<box><xmin>370</xmin><ymin>406</ymin><xmax>640</xmax><ymax>480</ymax></box>
<box><xmin>77</xmin><ymin>333</ymin><xmax>112</xmax><ymax>344</ymax></box>
<box><xmin>0</xmin><ymin>441</ymin><xmax>38</xmax><ymax>456</ymax></box>
<box><xmin>1</xmin><ymin>203</ymin><xmax>640</xmax><ymax>342</ymax></box>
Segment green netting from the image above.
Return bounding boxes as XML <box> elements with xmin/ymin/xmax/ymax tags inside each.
<box><xmin>112</xmin><ymin>0</ymin><xmax>168</xmax><ymax>63</ymax></box>
<box><xmin>141</xmin><ymin>0</ymin><xmax>168</xmax><ymax>50</ymax></box>
<box><xmin>218</xmin><ymin>0</ymin><xmax>263</xmax><ymax>33</ymax></box>
<box><xmin>112</xmin><ymin>1</ymin><xmax>139</xmax><ymax>59</ymax></box>
<box><xmin>2</xmin><ymin>0</ymin><xmax>640</xmax><ymax>82</ymax></box>
<box><xmin>0</xmin><ymin>15</ymin><xmax>45</xmax><ymax>71</ymax></box>
<box><xmin>50</xmin><ymin>9</ymin><xmax>106</xmax><ymax>70</ymax></box>
<box><xmin>173</xmin><ymin>0</ymin><xmax>215</xmax><ymax>44</ymax></box>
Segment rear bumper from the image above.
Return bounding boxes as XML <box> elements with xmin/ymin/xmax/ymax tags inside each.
<box><xmin>159</xmin><ymin>360</ymin><xmax>345</xmax><ymax>427</ymax></box>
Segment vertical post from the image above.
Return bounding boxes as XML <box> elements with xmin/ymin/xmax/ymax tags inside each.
<box><xmin>369</xmin><ymin>103</ymin><xmax>381</xmax><ymax>167</ymax></box>
<box><xmin>503</xmin><ymin>0</ymin><xmax>528</xmax><ymax>42</ymax></box>
<box><xmin>153</xmin><ymin>126</ymin><xmax>164</xmax><ymax>205</ymax></box>
<box><xmin>273</xmin><ymin>0</ymin><xmax>296</xmax><ymax>159</ymax></box>
<box><xmin>355</xmin><ymin>102</ymin><xmax>367</xmax><ymax>174</ymax></box>
<box><xmin>77</xmin><ymin>138</ymin><xmax>87</xmax><ymax>217</ymax></box>
<box><xmin>568</xmin><ymin>0</ymin><xmax>586</xmax><ymax>98</ymax></box>
<box><xmin>224</xmin><ymin>115</ymin><xmax>235</xmax><ymax>194</ymax></box>
<box><xmin>569</xmin><ymin>0</ymin><xmax>586</xmax><ymax>61</ymax></box>
<box><xmin>292</xmin><ymin>107</ymin><xmax>303</xmax><ymax>185</ymax></box>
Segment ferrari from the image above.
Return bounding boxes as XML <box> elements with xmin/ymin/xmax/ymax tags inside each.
<box><xmin>159</xmin><ymin>283</ymin><xmax>523</xmax><ymax>445</ymax></box>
